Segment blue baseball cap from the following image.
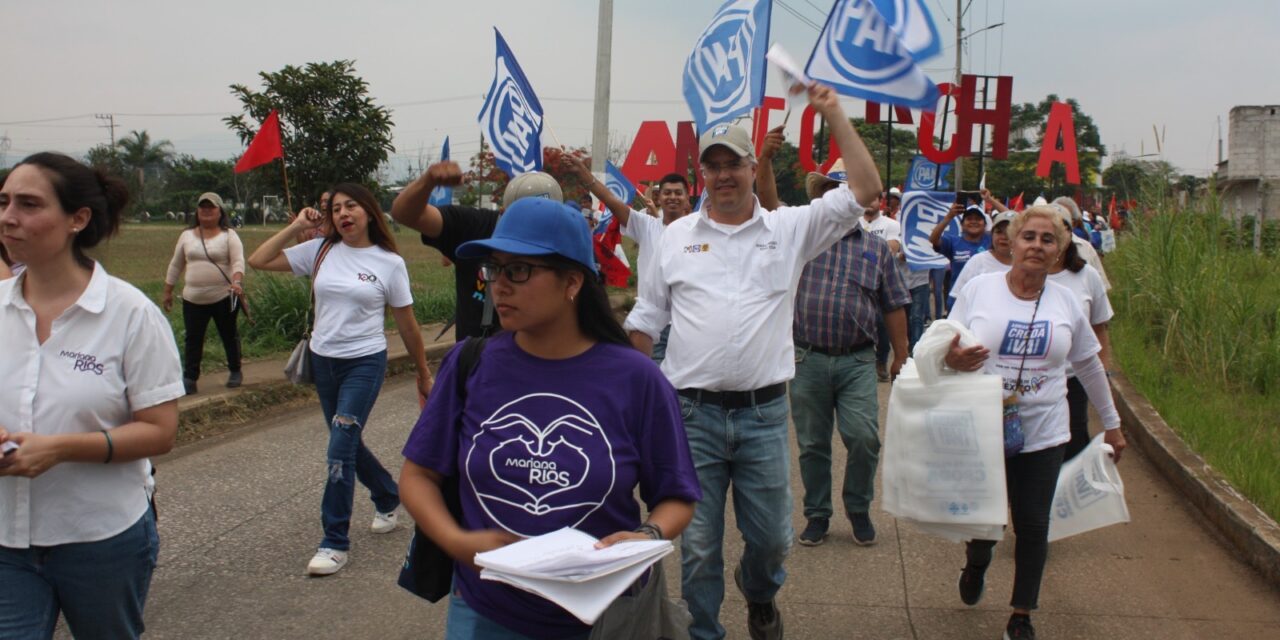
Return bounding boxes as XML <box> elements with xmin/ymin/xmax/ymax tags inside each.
<box><xmin>456</xmin><ymin>197</ymin><xmax>596</xmax><ymax>271</ymax></box>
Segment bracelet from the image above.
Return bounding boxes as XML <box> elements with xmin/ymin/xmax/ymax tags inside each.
<box><xmin>101</xmin><ymin>429</ymin><xmax>114</xmax><ymax>464</ymax></box>
<box><xmin>634</xmin><ymin>522</ymin><xmax>664</xmax><ymax>540</ymax></box>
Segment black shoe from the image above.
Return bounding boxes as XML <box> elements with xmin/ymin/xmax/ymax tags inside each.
<box><xmin>226</xmin><ymin>371</ymin><xmax>243</xmax><ymax>388</ymax></box>
<box><xmin>958</xmin><ymin>564</ymin><xmax>986</xmax><ymax>606</ymax></box>
<box><xmin>734</xmin><ymin>566</ymin><xmax>783</xmax><ymax>640</ymax></box>
<box><xmin>850</xmin><ymin>512</ymin><xmax>877</xmax><ymax>545</ymax></box>
<box><xmin>183</xmin><ymin>378</ymin><xmax>197</xmax><ymax>395</ymax></box>
<box><xmin>798</xmin><ymin>517</ymin><xmax>829</xmax><ymax>546</ymax></box>
<box><xmin>1003</xmin><ymin>614</ymin><xmax>1035</xmax><ymax>640</ymax></box>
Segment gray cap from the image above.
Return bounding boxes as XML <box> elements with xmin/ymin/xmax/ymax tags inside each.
<box><xmin>501</xmin><ymin>171</ymin><xmax>564</xmax><ymax>209</ymax></box>
<box><xmin>196</xmin><ymin>192</ymin><xmax>225</xmax><ymax>211</ymax></box>
<box><xmin>992</xmin><ymin>210</ymin><xmax>1017</xmax><ymax>228</ymax></box>
<box><xmin>698</xmin><ymin>124</ymin><xmax>754</xmax><ymax>161</ymax></box>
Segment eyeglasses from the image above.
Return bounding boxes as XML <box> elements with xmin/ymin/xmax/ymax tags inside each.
<box><xmin>700</xmin><ymin>160</ymin><xmax>750</xmax><ymax>176</ymax></box>
<box><xmin>478</xmin><ymin>261</ymin><xmax>557</xmax><ymax>283</ymax></box>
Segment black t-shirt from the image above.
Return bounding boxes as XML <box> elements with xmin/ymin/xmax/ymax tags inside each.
<box><xmin>420</xmin><ymin>205</ymin><xmax>501</xmax><ymax>341</ymax></box>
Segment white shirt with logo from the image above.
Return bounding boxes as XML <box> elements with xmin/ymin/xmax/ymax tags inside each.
<box><xmin>950</xmin><ymin>272</ymin><xmax>1103</xmax><ymax>453</ymax></box>
<box><xmin>0</xmin><ymin>264</ymin><xmax>184</xmax><ymax>548</ymax></box>
<box><xmin>626</xmin><ymin>186</ymin><xmax>863</xmax><ymax>391</ymax></box>
<box><xmin>285</xmin><ymin>239</ymin><xmax>414</xmax><ymax>360</ymax></box>
<box><xmin>621</xmin><ymin>209</ymin><xmax>665</xmax><ymax>295</ymax></box>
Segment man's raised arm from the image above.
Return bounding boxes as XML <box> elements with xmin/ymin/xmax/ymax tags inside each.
<box><xmin>563</xmin><ymin>155</ymin><xmax>634</xmax><ymax>228</ymax></box>
<box><xmin>809</xmin><ymin>83</ymin><xmax>881</xmax><ymax>208</ymax></box>
<box><xmin>391</xmin><ymin>161</ymin><xmax>463</xmax><ymax>239</ymax></box>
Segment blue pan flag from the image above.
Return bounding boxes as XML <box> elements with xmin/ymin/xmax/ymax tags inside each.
<box><xmin>901</xmin><ymin>190</ymin><xmax>961</xmax><ymax>271</ymax></box>
<box><xmin>603</xmin><ymin>161</ymin><xmax>636</xmax><ymax>207</ymax></box>
<box><xmin>805</xmin><ymin>0</ymin><xmax>940</xmax><ymax>111</ymax></box>
<box><xmin>429</xmin><ymin>137</ymin><xmax>453</xmax><ymax>207</ymax></box>
<box><xmin>870</xmin><ymin>0</ymin><xmax>943</xmax><ymax>62</ymax></box>
<box><xmin>682</xmin><ymin>0</ymin><xmax>772</xmax><ymax>134</ymax></box>
<box><xmin>478</xmin><ymin>29</ymin><xmax>544</xmax><ymax>177</ymax></box>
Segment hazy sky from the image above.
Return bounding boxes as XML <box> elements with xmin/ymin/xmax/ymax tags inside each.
<box><xmin>4</xmin><ymin>0</ymin><xmax>1277</xmax><ymax>180</ymax></box>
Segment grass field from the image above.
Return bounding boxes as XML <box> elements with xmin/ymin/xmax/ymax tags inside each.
<box><xmin>87</xmin><ymin>221</ymin><xmax>458</xmax><ymax>374</ymax></box>
<box><xmin>86</xmin><ymin>220</ymin><xmax>637</xmax><ymax>375</ymax></box>
<box><xmin>1106</xmin><ymin>202</ymin><xmax>1280</xmax><ymax>522</ymax></box>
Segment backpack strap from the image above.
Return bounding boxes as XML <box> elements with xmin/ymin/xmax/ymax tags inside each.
<box><xmin>455</xmin><ymin>336</ymin><xmax>488</xmax><ymax>402</ymax></box>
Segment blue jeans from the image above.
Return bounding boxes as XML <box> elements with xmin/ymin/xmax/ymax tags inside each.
<box><xmin>789</xmin><ymin>345</ymin><xmax>880</xmax><ymax>519</ymax></box>
<box><xmin>311</xmin><ymin>350</ymin><xmax>400</xmax><ymax>551</ymax></box>
<box><xmin>652</xmin><ymin>324</ymin><xmax>672</xmax><ymax>365</ymax></box>
<box><xmin>446</xmin><ymin>592</ymin><xmax>591</xmax><ymax>640</ymax></box>
<box><xmin>0</xmin><ymin>509</ymin><xmax>159</xmax><ymax>640</ymax></box>
<box><xmin>930</xmin><ymin>268</ymin><xmax>948</xmax><ymax>318</ymax></box>
<box><xmin>907</xmin><ymin>284</ymin><xmax>931</xmax><ymax>355</ymax></box>
<box><xmin>679</xmin><ymin>394</ymin><xmax>793</xmax><ymax>640</ymax></box>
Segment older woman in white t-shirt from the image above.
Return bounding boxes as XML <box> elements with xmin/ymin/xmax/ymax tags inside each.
<box><xmin>249</xmin><ymin>182</ymin><xmax>432</xmax><ymax>577</ymax></box>
<box><xmin>0</xmin><ymin>152</ymin><xmax>184</xmax><ymax>639</ymax></box>
<box><xmin>943</xmin><ymin>205</ymin><xmax>1127</xmax><ymax>640</ymax></box>
<box><xmin>162</xmin><ymin>192</ymin><xmax>246</xmax><ymax>394</ymax></box>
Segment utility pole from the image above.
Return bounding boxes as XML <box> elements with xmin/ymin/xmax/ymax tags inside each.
<box><xmin>953</xmin><ymin>0</ymin><xmax>964</xmax><ymax>193</ymax></box>
<box><xmin>590</xmin><ymin>0</ymin><xmax>614</xmax><ymax>174</ymax></box>
<box><xmin>95</xmin><ymin>113</ymin><xmax>117</xmax><ymax>151</ymax></box>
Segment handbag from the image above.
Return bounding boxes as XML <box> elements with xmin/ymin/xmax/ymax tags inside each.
<box><xmin>588</xmin><ymin>561</ymin><xmax>692</xmax><ymax>640</ymax></box>
<box><xmin>198</xmin><ymin>229</ymin><xmax>252</xmax><ymax>323</ymax></box>
<box><xmin>283</xmin><ymin>240</ymin><xmax>335</xmax><ymax>385</ymax></box>
<box><xmin>397</xmin><ymin>336</ymin><xmax>488</xmax><ymax>602</ymax></box>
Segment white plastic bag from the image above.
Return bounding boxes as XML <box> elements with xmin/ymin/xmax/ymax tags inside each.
<box><xmin>1048</xmin><ymin>434</ymin><xmax>1130</xmax><ymax>542</ymax></box>
<box><xmin>883</xmin><ymin>350</ymin><xmax>1008</xmax><ymax>541</ymax></box>
<box><xmin>910</xmin><ymin>319</ymin><xmax>982</xmax><ymax>385</ymax></box>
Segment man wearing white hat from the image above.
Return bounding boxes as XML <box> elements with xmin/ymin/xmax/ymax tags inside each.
<box><xmin>627</xmin><ymin>82</ymin><xmax>881</xmax><ymax>640</ymax></box>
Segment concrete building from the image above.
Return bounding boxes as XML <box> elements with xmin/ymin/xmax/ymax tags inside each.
<box><xmin>1216</xmin><ymin>105</ymin><xmax>1280</xmax><ymax>223</ymax></box>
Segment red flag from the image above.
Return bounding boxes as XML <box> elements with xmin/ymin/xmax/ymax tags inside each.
<box><xmin>234</xmin><ymin>110</ymin><xmax>284</xmax><ymax>173</ymax></box>
<box><xmin>1108</xmin><ymin>194</ymin><xmax>1121</xmax><ymax>230</ymax></box>
<box><xmin>1009</xmin><ymin>192</ymin><xmax>1025</xmax><ymax>212</ymax></box>
<box><xmin>592</xmin><ymin>216</ymin><xmax>630</xmax><ymax>288</ymax></box>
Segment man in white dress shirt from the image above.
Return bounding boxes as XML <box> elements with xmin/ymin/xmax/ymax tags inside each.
<box><xmin>625</xmin><ymin>83</ymin><xmax>881</xmax><ymax>640</ymax></box>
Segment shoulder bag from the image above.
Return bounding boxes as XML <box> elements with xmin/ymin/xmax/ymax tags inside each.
<box><xmin>284</xmin><ymin>240</ymin><xmax>335</xmax><ymax>385</ymax></box>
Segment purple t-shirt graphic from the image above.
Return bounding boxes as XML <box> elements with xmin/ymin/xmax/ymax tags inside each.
<box><xmin>402</xmin><ymin>333</ymin><xmax>700</xmax><ymax>638</ymax></box>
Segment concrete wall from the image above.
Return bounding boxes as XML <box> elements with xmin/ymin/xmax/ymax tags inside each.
<box><xmin>1227</xmin><ymin>106</ymin><xmax>1280</xmax><ymax>180</ymax></box>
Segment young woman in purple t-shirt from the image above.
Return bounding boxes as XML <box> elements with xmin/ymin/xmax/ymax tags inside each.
<box><xmin>399</xmin><ymin>197</ymin><xmax>700</xmax><ymax>640</ymax></box>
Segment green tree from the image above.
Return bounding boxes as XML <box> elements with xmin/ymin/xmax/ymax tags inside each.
<box><xmin>157</xmin><ymin>155</ymin><xmax>238</xmax><ymax>215</ymax></box>
<box><xmin>1103</xmin><ymin>155</ymin><xmax>1178</xmax><ymax>200</ymax></box>
<box><xmin>853</xmin><ymin>119</ymin><xmax>917</xmax><ymax>189</ymax></box>
<box><xmin>460</xmin><ymin>146</ymin><xmax>595</xmax><ymax>210</ymax></box>
<box><xmin>224</xmin><ymin>60</ymin><xmax>394</xmax><ymax>204</ymax></box>
<box><xmin>114</xmin><ymin>130</ymin><xmax>174</xmax><ymax>212</ymax></box>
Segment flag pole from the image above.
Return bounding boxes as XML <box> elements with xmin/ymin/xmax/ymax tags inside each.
<box><xmin>279</xmin><ymin>158</ymin><xmax>294</xmax><ymax>218</ymax></box>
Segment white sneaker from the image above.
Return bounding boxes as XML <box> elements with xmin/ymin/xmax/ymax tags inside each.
<box><xmin>306</xmin><ymin>548</ymin><xmax>348</xmax><ymax>576</ymax></box>
<box><xmin>371</xmin><ymin>510</ymin><xmax>398</xmax><ymax>534</ymax></box>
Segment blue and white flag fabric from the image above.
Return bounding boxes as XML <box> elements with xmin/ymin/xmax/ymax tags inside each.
<box><xmin>603</xmin><ymin>160</ymin><xmax>636</xmax><ymax>207</ymax></box>
<box><xmin>429</xmin><ymin>137</ymin><xmax>453</xmax><ymax>207</ymax></box>
<box><xmin>901</xmin><ymin>190</ymin><xmax>961</xmax><ymax>271</ymax></box>
<box><xmin>871</xmin><ymin>0</ymin><xmax>943</xmax><ymax>61</ymax></box>
<box><xmin>478</xmin><ymin>28</ymin><xmax>544</xmax><ymax>177</ymax></box>
<box><xmin>805</xmin><ymin>0</ymin><xmax>941</xmax><ymax>110</ymax></box>
<box><xmin>683</xmin><ymin>0</ymin><xmax>772</xmax><ymax>134</ymax></box>
<box><xmin>904</xmin><ymin>154</ymin><xmax>952</xmax><ymax>191</ymax></box>
<box><xmin>593</xmin><ymin>209</ymin><xmax>613</xmax><ymax>236</ymax></box>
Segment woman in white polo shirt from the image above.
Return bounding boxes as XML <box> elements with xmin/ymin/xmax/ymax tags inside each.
<box><xmin>249</xmin><ymin>182</ymin><xmax>432</xmax><ymax>576</ymax></box>
<box><xmin>0</xmin><ymin>152</ymin><xmax>185</xmax><ymax>639</ymax></box>
<box><xmin>944</xmin><ymin>205</ymin><xmax>1127</xmax><ymax>640</ymax></box>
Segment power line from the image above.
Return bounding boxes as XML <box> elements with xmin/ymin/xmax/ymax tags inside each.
<box><xmin>0</xmin><ymin>114</ymin><xmax>94</xmax><ymax>126</ymax></box>
<box><xmin>775</xmin><ymin>1</ymin><xmax>823</xmax><ymax>31</ymax></box>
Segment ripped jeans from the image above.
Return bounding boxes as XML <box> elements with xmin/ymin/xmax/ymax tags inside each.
<box><xmin>311</xmin><ymin>349</ymin><xmax>400</xmax><ymax>551</ymax></box>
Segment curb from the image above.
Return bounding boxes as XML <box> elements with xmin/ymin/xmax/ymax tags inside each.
<box><xmin>177</xmin><ymin>339</ymin><xmax>457</xmax><ymax>427</ymax></box>
<box><xmin>1111</xmin><ymin>372</ymin><xmax>1280</xmax><ymax>587</ymax></box>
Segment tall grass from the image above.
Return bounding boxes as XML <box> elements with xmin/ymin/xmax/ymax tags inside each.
<box><xmin>1107</xmin><ymin>181</ymin><xmax>1280</xmax><ymax>520</ymax></box>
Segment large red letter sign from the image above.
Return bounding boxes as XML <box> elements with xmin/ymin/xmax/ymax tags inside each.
<box><xmin>674</xmin><ymin>121</ymin><xmax>702</xmax><ymax>194</ymax></box>
<box><xmin>957</xmin><ymin>75</ymin><xmax>1014</xmax><ymax>159</ymax></box>
<box><xmin>751</xmin><ymin>96</ymin><xmax>786</xmax><ymax>155</ymax></box>
<box><xmin>621</xmin><ymin>121</ymin><xmax>677</xmax><ymax>186</ymax></box>
<box><xmin>1036</xmin><ymin>102</ymin><xmax>1081</xmax><ymax>184</ymax></box>
<box><xmin>798</xmin><ymin>105</ymin><xmax>839</xmax><ymax>174</ymax></box>
<box><xmin>917</xmin><ymin>82</ymin><xmax>965</xmax><ymax>164</ymax></box>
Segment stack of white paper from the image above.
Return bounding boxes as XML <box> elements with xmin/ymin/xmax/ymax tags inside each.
<box><xmin>475</xmin><ymin>528</ymin><xmax>672</xmax><ymax>624</ymax></box>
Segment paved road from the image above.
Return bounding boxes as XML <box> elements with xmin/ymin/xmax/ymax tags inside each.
<box><xmin>129</xmin><ymin>378</ymin><xmax>1280</xmax><ymax>639</ymax></box>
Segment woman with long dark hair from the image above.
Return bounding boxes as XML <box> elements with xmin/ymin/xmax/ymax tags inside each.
<box><xmin>249</xmin><ymin>182</ymin><xmax>431</xmax><ymax>576</ymax></box>
<box><xmin>399</xmin><ymin>197</ymin><xmax>700</xmax><ymax>639</ymax></box>
<box><xmin>0</xmin><ymin>152</ymin><xmax>184</xmax><ymax>639</ymax></box>
<box><xmin>162</xmin><ymin>192</ymin><xmax>245</xmax><ymax>394</ymax></box>
<box><xmin>945</xmin><ymin>206</ymin><xmax>1126</xmax><ymax>640</ymax></box>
